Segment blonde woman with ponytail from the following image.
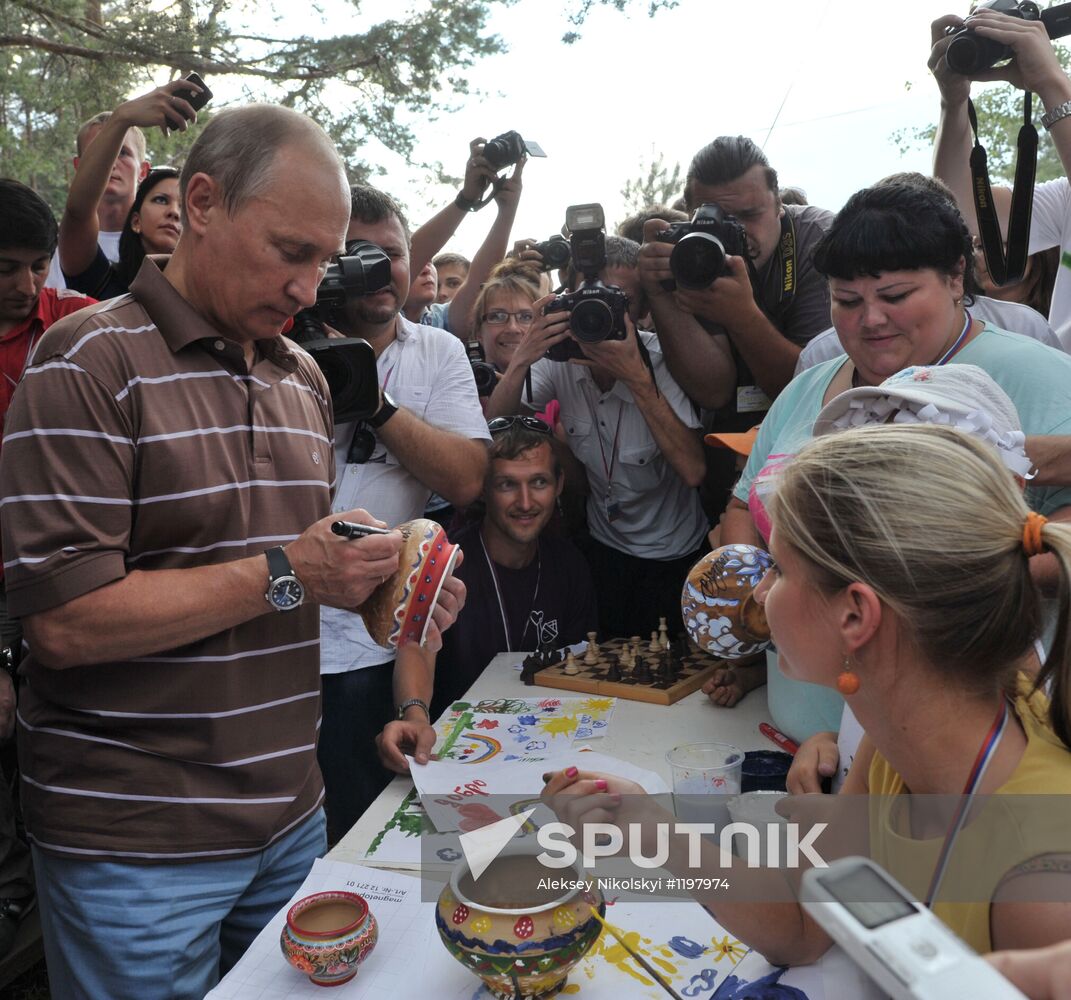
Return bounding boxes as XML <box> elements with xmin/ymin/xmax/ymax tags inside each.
<box><xmin>546</xmin><ymin>423</ymin><xmax>1071</xmax><ymax>964</ymax></box>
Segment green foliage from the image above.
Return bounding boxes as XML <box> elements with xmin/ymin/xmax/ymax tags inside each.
<box><xmin>892</xmin><ymin>45</ymin><xmax>1071</xmax><ymax>183</ymax></box>
<box><xmin>620</xmin><ymin>151</ymin><xmax>683</xmax><ymax>214</ymax></box>
<box><xmin>1</xmin><ymin>0</ymin><xmax>677</xmax><ymax>219</ymax></box>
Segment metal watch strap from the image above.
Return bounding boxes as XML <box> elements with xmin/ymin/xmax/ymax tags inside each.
<box><xmin>265</xmin><ymin>546</ymin><xmax>293</xmax><ymax>583</ymax></box>
<box><xmin>1042</xmin><ymin>98</ymin><xmax>1071</xmax><ymax>131</ymax></box>
<box><xmin>397</xmin><ymin>698</ymin><xmax>430</xmax><ymax>721</ymax></box>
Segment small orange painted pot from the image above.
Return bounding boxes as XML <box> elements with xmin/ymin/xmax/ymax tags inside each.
<box><xmin>357</xmin><ymin>518</ymin><xmax>460</xmax><ymax>649</ymax></box>
<box><xmin>681</xmin><ymin>543</ymin><xmax>773</xmax><ymax>659</ymax></box>
<box><xmin>280</xmin><ymin>891</ymin><xmax>378</xmax><ymax>987</ymax></box>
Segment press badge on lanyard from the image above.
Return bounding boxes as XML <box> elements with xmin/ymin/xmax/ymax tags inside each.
<box><xmin>737</xmin><ymin>384</ymin><xmax>772</xmax><ymax>413</ymax></box>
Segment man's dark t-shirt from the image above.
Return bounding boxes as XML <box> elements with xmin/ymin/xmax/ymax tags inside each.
<box><xmin>431</xmin><ymin>520</ymin><xmax>598</xmax><ymax>715</ymax></box>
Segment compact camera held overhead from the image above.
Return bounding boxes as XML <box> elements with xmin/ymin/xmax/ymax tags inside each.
<box><xmin>543</xmin><ymin>203</ymin><xmax>631</xmax><ymax>363</ymax></box>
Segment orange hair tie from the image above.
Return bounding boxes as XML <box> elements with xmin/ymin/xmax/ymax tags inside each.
<box><xmin>1023</xmin><ymin>512</ymin><xmax>1048</xmax><ymax>557</ymax></box>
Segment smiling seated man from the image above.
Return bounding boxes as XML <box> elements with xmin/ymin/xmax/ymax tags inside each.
<box><xmin>431</xmin><ymin>417</ymin><xmax>597</xmax><ymax>715</ymax></box>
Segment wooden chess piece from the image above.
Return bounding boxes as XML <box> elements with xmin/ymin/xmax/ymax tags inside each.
<box><xmin>658</xmin><ymin>616</ymin><xmax>670</xmax><ymax>650</ymax></box>
<box><xmin>605</xmin><ymin>655</ymin><xmax>622</xmax><ymax>683</ymax></box>
<box><xmin>584</xmin><ymin>631</ymin><xmax>599</xmax><ymax>666</ymax></box>
<box><xmin>635</xmin><ymin>657</ymin><xmax>652</xmax><ymax>684</ymax></box>
<box><xmin>563</xmin><ymin>651</ymin><xmax>580</xmax><ymax>676</ymax></box>
<box><xmin>649</xmin><ymin>631</ymin><xmax>660</xmax><ymax>653</ymax></box>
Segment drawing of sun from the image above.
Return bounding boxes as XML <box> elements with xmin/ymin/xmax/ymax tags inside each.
<box><xmin>580</xmin><ymin>698</ymin><xmax>615</xmax><ymax>714</ymax></box>
<box><xmin>541</xmin><ymin>715</ymin><xmax>581</xmax><ymax>736</ymax></box>
<box><xmin>711</xmin><ymin>934</ymin><xmax>748</xmax><ymax>964</ymax></box>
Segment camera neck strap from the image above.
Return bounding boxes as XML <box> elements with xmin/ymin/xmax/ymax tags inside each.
<box><xmin>968</xmin><ymin>92</ymin><xmax>1036</xmax><ymax>286</ymax></box>
<box><xmin>775</xmin><ymin>210</ymin><xmax>797</xmax><ymax>312</ymax></box>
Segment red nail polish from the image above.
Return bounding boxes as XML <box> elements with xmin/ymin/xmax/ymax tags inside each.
<box><xmin>565</xmin><ymin>766</ymin><xmax>579</xmax><ymax>778</ymax></box>
<box><xmin>594</xmin><ymin>778</ymin><xmax>608</xmax><ymax>791</ymax></box>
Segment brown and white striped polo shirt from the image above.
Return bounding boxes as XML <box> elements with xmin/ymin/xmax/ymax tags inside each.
<box><xmin>1</xmin><ymin>258</ymin><xmax>335</xmax><ymax>862</ymax></box>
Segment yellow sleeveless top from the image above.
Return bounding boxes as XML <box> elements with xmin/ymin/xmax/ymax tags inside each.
<box><xmin>868</xmin><ymin>677</ymin><xmax>1071</xmax><ymax>953</ymax></box>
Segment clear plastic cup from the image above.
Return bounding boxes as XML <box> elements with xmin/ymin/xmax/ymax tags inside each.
<box><xmin>666</xmin><ymin>741</ymin><xmax>744</xmax><ymax>823</ymax></box>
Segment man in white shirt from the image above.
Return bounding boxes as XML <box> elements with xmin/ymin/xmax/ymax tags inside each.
<box><xmin>45</xmin><ymin>110</ymin><xmax>151</xmax><ymax>289</ymax></box>
<box><xmin>318</xmin><ymin>184</ymin><xmax>490</xmax><ymax>843</ymax></box>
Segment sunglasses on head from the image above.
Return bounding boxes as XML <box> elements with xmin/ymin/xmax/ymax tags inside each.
<box><xmin>487</xmin><ymin>415</ymin><xmax>552</xmax><ymax>436</ymax></box>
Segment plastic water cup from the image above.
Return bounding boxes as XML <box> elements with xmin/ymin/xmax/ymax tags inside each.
<box><xmin>666</xmin><ymin>741</ymin><xmax>744</xmax><ymax>824</ymax></box>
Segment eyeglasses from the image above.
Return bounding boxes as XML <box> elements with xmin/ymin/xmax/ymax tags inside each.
<box><xmin>482</xmin><ymin>309</ymin><xmax>535</xmax><ymax>326</ymax></box>
<box><xmin>487</xmin><ymin>415</ymin><xmax>552</xmax><ymax>435</ymax></box>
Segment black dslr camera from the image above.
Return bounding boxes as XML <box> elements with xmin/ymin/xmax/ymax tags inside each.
<box><xmin>466</xmin><ymin>341</ymin><xmax>498</xmax><ymax>397</ymax></box>
<box><xmin>544</xmin><ymin>204</ymin><xmax>630</xmax><ymax>363</ymax></box>
<box><xmin>944</xmin><ymin>0</ymin><xmax>1071</xmax><ymax>74</ymax></box>
<box><xmin>290</xmin><ymin>240</ymin><xmax>392</xmax><ymax>423</ymax></box>
<box><xmin>482</xmin><ymin>130</ymin><xmax>547</xmax><ymax>172</ymax></box>
<box><xmin>532</xmin><ymin>234</ymin><xmax>571</xmax><ymax>271</ymax></box>
<box><xmin>656</xmin><ymin>203</ymin><xmax>749</xmax><ymax>292</ymax></box>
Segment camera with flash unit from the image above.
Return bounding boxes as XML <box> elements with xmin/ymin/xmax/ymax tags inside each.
<box><xmin>543</xmin><ymin>203</ymin><xmax>630</xmax><ymax>363</ymax></box>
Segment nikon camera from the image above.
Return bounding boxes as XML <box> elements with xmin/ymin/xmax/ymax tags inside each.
<box><xmin>290</xmin><ymin>240</ymin><xmax>391</xmax><ymax>423</ymax></box>
<box><xmin>544</xmin><ymin>203</ymin><xmax>630</xmax><ymax>363</ymax></box>
<box><xmin>656</xmin><ymin>203</ymin><xmax>749</xmax><ymax>292</ymax></box>
<box><xmin>944</xmin><ymin>0</ymin><xmax>1071</xmax><ymax>75</ymax></box>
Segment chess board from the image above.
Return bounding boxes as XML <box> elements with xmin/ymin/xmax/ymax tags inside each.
<box><xmin>531</xmin><ymin>637</ymin><xmax>727</xmax><ymax>705</ymax></box>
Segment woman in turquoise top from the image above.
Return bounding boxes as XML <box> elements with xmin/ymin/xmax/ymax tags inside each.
<box><xmin>713</xmin><ymin>182</ymin><xmax>1071</xmax><ymax>744</ymax></box>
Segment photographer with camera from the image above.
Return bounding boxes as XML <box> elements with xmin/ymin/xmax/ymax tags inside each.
<box><xmin>637</xmin><ymin>137</ymin><xmax>833</xmax><ymax>515</ymax></box>
<box><xmin>402</xmin><ymin>136</ymin><xmax>527</xmax><ymax>338</ymax></box>
<box><xmin>316</xmin><ymin>184</ymin><xmax>490</xmax><ymax>842</ymax></box>
<box><xmin>931</xmin><ymin>5</ymin><xmax>1071</xmax><ymax>347</ymax></box>
<box><xmin>487</xmin><ymin>216</ymin><xmax>707</xmax><ymax>640</ymax></box>
<box><xmin>57</xmin><ymin>79</ymin><xmax>206</xmax><ymax>299</ymax></box>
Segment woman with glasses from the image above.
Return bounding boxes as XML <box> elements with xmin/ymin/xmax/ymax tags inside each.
<box><xmin>472</xmin><ymin>264</ymin><xmax>544</xmax><ymax>374</ymax></box>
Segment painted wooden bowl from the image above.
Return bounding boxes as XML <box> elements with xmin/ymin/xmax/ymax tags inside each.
<box><xmin>681</xmin><ymin>543</ymin><xmax>773</xmax><ymax>659</ymax></box>
<box><xmin>279</xmin><ymin>891</ymin><xmax>378</xmax><ymax>987</ymax></box>
<box><xmin>436</xmin><ymin>848</ymin><xmax>605</xmax><ymax>999</ymax></box>
<box><xmin>357</xmin><ymin>518</ymin><xmax>459</xmax><ymax>648</ymax></box>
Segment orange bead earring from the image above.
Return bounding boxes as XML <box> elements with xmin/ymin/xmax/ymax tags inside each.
<box><xmin>836</xmin><ymin>655</ymin><xmax>860</xmax><ymax>696</ymax></box>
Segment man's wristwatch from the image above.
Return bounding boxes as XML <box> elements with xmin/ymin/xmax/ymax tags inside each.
<box><xmin>396</xmin><ymin>698</ymin><xmax>431</xmax><ymax>722</ymax></box>
<box><xmin>367</xmin><ymin>390</ymin><xmax>398</xmax><ymax>429</ymax></box>
<box><xmin>1042</xmin><ymin>98</ymin><xmax>1071</xmax><ymax>131</ymax></box>
<box><xmin>264</xmin><ymin>546</ymin><xmax>305</xmax><ymax>612</ymax></box>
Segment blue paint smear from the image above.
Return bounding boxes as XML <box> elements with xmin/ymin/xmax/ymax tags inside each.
<box><xmin>669</xmin><ymin>935</ymin><xmax>707</xmax><ymax>959</ymax></box>
<box><xmin>711</xmin><ymin>967</ymin><xmax>809</xmax><ymax>999</ymax></box>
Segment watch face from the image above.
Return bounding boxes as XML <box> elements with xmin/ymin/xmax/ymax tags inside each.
<box><xmin>270</xmin><ymin>577</ymin><xmax>304</xmax><ymax>610</ymax></box>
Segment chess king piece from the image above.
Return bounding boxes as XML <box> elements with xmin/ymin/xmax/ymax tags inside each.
<box><xmin>680</xmin><ymin>544</ymin><xmax>773</xmax><ymax>659</ymax></box>
<box><xmin>658</xmin><ymin>616</ymin><xmax>669</xmax><ymax>650</ymax></box>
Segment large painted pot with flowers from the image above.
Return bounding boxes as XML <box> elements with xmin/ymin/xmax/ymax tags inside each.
<box><xmin>279</xmin><ymin>891</ymin><xmax>378</xmax><ymax>987</ymax></box>
<box><xmin>681</xmin><ymin>544</ymin><xmax>773</xmax><ymax>659</ymax></box>
<box><xmin>436</xmin><ymin>847</ymin><xmax>605</xmax><ymax>999</ymax></box>
<box><xmin>357</xmin><ymin>518</ymin><xmax>459</xmax><ymax>649</ymax></box>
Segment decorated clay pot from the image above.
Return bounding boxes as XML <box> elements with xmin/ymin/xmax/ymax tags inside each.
<box><xmin>436</xmin><ymin>847</ymin><xmax>605</xmax><ymax>999</ymax></box>
<box><xmin>681</xmin><ymin>544</ymin><xmax>773</xmax><ymax>659</ymax></box>
<box><xmin>280</xmin><ymin>891</ymin><xmax>378</xmax><ymax>987</ymax></box>
<box><xmin>357</xmin><ymin>518</ymin><xmax>459</xmax><ymax>648</ymax></box>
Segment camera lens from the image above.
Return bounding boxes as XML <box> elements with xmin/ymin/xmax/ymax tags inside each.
<box><xmin>671</xmin><ymin>232</ymin><xmax>728</xmax><ymax>290</ymax></box>
<box><xmin>541</xmin><ymin>239</ymin><xmax>571</xmax><ymax>269</ymax></box>
<box><xmin>945</xmin><ymin>31</ymin><xmax>1010</xmax><ymax>74</ymax></box>
<box><xmin>570</xmin><ymin>298</ymin><xmax>613</xmax><ymax>343</ymax></box>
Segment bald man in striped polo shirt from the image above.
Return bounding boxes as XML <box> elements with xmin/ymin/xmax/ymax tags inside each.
<box><xmin>0</xmin><ymin>105</ymin><xmax>464</xmax><ymax>999</ymax></box>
